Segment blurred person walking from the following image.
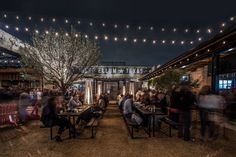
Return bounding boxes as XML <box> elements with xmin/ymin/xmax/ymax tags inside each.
<box><xmin>198</xmin><ymin>86</ymin><xmax>225</xmax><ymax>141</ymax></box>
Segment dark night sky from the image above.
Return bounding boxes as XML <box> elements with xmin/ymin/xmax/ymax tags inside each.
<box><xmin>0</xmin><ymin>0</ymin><xmax>236</xmax><ymax>66</ymax></box>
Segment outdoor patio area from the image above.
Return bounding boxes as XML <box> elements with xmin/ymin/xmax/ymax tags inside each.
<box><xmin>1</xmin><ymin>102</ymin><xmax>235</xmax><ymax>157</ymax></box>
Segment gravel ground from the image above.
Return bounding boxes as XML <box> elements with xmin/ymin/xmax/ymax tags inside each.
<box><xmin>0</xmin><ymin>103</ymin><xmax>236</xmax><ymax>157</ymax></box>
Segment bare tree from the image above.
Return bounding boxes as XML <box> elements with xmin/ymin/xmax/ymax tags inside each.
<box><xmin>9</xmin><ymin>29</ymin><xmax>101</xmax><ymax>92</ymax></box>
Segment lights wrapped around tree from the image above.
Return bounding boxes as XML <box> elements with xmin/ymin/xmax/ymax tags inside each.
<box><xmin>7</xmin><ymin>28</ymin><xmax>101</xmax><ymax>93</ymax></box>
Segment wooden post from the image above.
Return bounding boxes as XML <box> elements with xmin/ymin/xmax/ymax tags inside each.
<box><xmin>211</xmin><ymin>53</ymin><xmax>220</xmax><ymax>93</ymax></box>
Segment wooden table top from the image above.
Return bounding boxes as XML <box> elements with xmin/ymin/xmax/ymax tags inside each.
<box><xmin>58</xmin><ymin>105</ymin><xmax>92</xmax><ymax>116</ymax></box>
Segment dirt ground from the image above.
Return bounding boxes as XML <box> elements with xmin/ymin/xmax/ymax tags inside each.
<box><xmin>0</xmin><ymin>103</ymin><xmax>236</xmax><ymax>157</ymax></box>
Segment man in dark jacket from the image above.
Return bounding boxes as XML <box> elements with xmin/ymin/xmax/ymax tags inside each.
<box><xmin>178</xmin><ymin>86</ymin><xmax>195</xmax><ymax>141</ymax></box>
<box><xmin>41</xmin><ymin>97</ymin><xmax>72</xmax><ymax>142</ymax></box>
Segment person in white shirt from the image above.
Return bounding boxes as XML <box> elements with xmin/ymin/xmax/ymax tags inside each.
<box><xmin>68</xmin><ymin>95</ymin><xmax>82</xmax><ymax>110</ymax></box>
<box><xmin>198</xmin><ymin>86</ymin><xmax>225</xmax><ymax>141</ymax></box>
<box><xmin>123</xmin><ymin>95</ymin><xmax>134</xmax><ymax>119</ymax></box>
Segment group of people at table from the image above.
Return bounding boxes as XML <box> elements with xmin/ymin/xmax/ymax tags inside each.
<box><xmin>40</xmin><ymin>93</ymin><xmax>108</xmax><ymax>142</ymax></box>
<box><xmin>119</xmin><ymin>85</ymin><xmax>225</xmax><ymax>142</ymax></box>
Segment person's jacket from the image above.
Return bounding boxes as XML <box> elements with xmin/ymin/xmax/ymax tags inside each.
<box><xmin>41</xmin><ymin>104</ymin><xmax>58</xmax><ymax>127</ymax></box>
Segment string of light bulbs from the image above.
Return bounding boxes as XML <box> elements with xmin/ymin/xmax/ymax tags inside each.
<box><xmin>1</xmin><ymin>23</ymin><xmax>205</xmax><ymax>46</ymax></box>
<box><xmin>1</xmin><ymin>12</ymin><xmax>235</xmax><ymax>35</ymax></box>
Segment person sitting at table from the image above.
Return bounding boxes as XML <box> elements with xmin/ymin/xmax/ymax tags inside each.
<box><xmin>41</xmin><ymin>96</ymin><xmax>73</xmax><ymax>142</ymax></box>
<box><xmin>68</xmin><ymin>94</ymin><xmax>82</xmax><ymax>110</ymax></box>
<box><xmin>123</xmin><ymin>95</ymin><xmax>134</xmax><ymax>119</ymax></box>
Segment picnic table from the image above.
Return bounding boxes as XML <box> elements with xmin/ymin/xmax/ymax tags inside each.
<box><xmin>133</xmin><ymin>102</ymin><xmax>165</xmax><ymax>137</ymax></box>
<box><xmin>58</xmin><ymin>105</ymin><xmax>92</xmax><ymax>138</ymax></box>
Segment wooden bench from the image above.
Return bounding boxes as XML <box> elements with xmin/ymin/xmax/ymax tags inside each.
<box><xmin>86</xmin><ymin>117</ymin><xmax>99</xmax><ymax>138</ymax></box>
<box><xmin>160</xmin><ymin>117</ymin><xmax>179</xmax><ymax>137</ymax></box>
<box><xmin>40</xmin><ymin>124</ymin><xmax>72</xmax><ymax>140</ymax></box>
<box><xmin>124</xmin><ymin>116</ymin><xmax>140</xmax><ymax>139</ymax></box>
<box><xmin>123</xmin><ymin>115</ymin><xmax>149</xmax><ymax>139</ymax></box>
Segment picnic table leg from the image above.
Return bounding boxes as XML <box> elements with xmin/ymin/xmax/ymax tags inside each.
<box><xmin>148</xmin><ymin>116</ymin><xmax>151</xmax><ymax>137</ymax></box>
<box><xmin>50</xmin><ymin>127</ymin><xmax>53</xmax><ymax>140</ymax></box>
<box><xmin>153</xmin><ymin>115</ymin><xmax>155</xmax><ymax>137</ymax></box>
<box><xmin>73</xmin><ymin>116</ymin><xmax>76</xmax><ymax>138</ymax></box>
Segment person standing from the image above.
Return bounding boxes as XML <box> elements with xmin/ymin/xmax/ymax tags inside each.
<box><xmin>198</xmin><ymin>86</ymin><xmax>225</xmax><ymax>141</ymax></box>
<box><xmin>178</xmin><ymin>85</ymin><xmax>195</xmax><ymax>141</ymax></box>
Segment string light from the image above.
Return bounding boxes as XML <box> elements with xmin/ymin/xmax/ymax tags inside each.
<box><xmin>114</xmin><ymin>24</ymin><xmax>118</xmax><ymax>28</ymax></box>
<box><xmin>161</xmin><ymin>28</ymin><xmax>165</xmax><ymax>32</ymax></box>
<box><xmin>207</xmin><ymin>28</ymin><xmax>212</xmax><ymax>34</ymax></box>
<box><xmin>223</xmin><ymin>41</ymin><xmax>226</xmax><ymax>44</ymax></box>
<box><xmin>102</xmin><ymin>23</ymin><xmax>106</xmax><ymax>27</ymax></box>
<box><xmin>40</xmin><ymin>18</ymin><xmax>44</xmax><ymax>22</ymax></box>
<box><xmin>221</xmin><ymin>23</ymin><xmax>226</xmax><ymax>27</ymax></box>
<box><xmin>89</xmin><ymin>22</ymin><xmax>93</xmax><ymax>26</ymax></box>
<box><xmin>2</xmin><ymin>23</ymin><xmax>224</xmax><ymax>46</ymax></box>
<box><xmin>65</xmin><ymin>33</ymin><xmax>69</xmax><ymax>36</ymax></box>
<box><xmin>84</xmin><ymin>34</ymin><xmax>88</xmax><ymax>38</ymax></box>
<box><xmin>220</xmin><ymin>30</ymin><xmax>223</xmax><ymax>33</ymax></box>
<box><xmin>2</xmin><ymin>13</ymin><xmax>234</xmax><ymax>36</ymax></box>
<box><xmin>75</xmin><ymin>34</ymin><xmax>78</xmax><ymax>37</ymax></box>
<box><xmin>55</xmin><ymin>32</ymin><xmax>58</xmax><ymax>36</ymax></box>
<box><xmin>94</xmin><ymin>35</ymin><xmax>98</xmax><ymax>40</ymax></box>
<box><xmin>4</xmin><ymin>26</ymin><xmax>200</xmax><ymax>46</ymax></box>
<box><xmin>195</xmin><ymin>53</ymin><xmax>198</xmax><ymax>57</ymax></box>
<box><xmin>77</xmin><ymin>21</ymin><xmax>81</xmax><ymax>24</ymax></box>
<box><xmin>104</xmin><ymin>35</ymin><xmax>108</xmax><ymax>40</ymax></box>
<box><xmin>133</xmin><ymin>38</ymin><xmax>137</xmax><ymax>43</ymax></box>
<box><xmin>35</xmin><ymin>30</ymin><xmax>39</xmax><ymax>34</ymax></box>
<box><xmin>5</xmin><ymin>25</ymin><xmax>9</xmax><ymax>29</ymax></box>
<box><xmin>207</xmin><ymin>49</ymin><xmax>210</xmax><ymax>52</ymax></box>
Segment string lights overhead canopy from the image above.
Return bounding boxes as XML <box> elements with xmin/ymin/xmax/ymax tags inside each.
<box><xmin>0</xmin><ymin>12</ymin><xmax>235</xmax><ymax>46</ymax></box>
